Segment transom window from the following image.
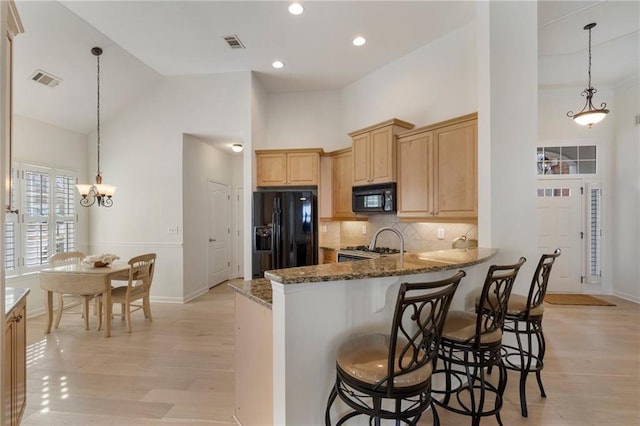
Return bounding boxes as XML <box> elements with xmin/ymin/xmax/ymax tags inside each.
<box><xmin>537</xmin><ymin>145</ymin><xmax>597</xmax><ymax>175</ymax></box>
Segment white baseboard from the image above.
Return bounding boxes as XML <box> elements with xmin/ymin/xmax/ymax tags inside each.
<box><xmin>613</xmin><ymin>290</ymin><xmax>640</xmax><ymax>304</ymax></box>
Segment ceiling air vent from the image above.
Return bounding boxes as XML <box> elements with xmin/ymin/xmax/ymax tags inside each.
<box><xmin>223</xmin><ymin>34</ymin><xmax>245</xmax><ymax>49</ymax></box>
<box><xmin>30</xmin><ymin>69</ymin><xmax>62</xmax><ymax>88</ymax></box>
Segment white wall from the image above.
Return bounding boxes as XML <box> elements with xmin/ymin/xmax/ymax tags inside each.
<box><xmin>182</xmin><ymin>134</ymin><xmax>242</xmax><ymax>301</ymax></box>
<box><xmin>477</xmin><ymin>1</ymin><xmax>539</xmax><ymax>294</ymax></box>
<box><xmin>90</xmin><ymin>72</ymin><xmax>252</xmax><ymax>302</ymax></box>
<box><xmin>342</xmin><ymin>21</ymin><xmax>477</xmax><ymax>134</ymax></box>
<box><xmin>612</xmin><ymin>74</ymin><xmax>640</xmax><ymax>302</ymax></box>
<box><xmin>9</xmin><ymin>115</ymin><xmax>89</xmax><ymax>316</ymax></box>
<box><xmin>264</xmin><ymin>22</ymin><xmax>477</xmax><ymax>153</ymax></box>
<box><xmin>245</xmin><ymin>74</ymin><xmax>269</xmax><ymax>279</ymax></box>
<box><xmin>266</xmin><ymin>89</ymin><xmax>343</xmax><ymax>151</ymax></box>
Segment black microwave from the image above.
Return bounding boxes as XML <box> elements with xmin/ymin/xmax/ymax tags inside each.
<box><xmin>352</xmin><ymin>183</ymin><xmax>396</xmax><ymax>213</ymax></box>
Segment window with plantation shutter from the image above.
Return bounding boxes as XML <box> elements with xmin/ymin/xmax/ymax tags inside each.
<box><xmin>55</xmin><ymin>173</ymin><xmax>76</xmax><ymax>253</ymax></box>
<box><xmin>4</xmin><ymin>167</ymin><xmax>18</xmax><ymax>273</ymax></box>
<box><xmin>23</xmin><ymin>167</ymin><xmax>51</xmax><ymax>268</ymax></box>
<box><xmin>3</xmin><ymin>162</ymin><xmax>78</xmax><ymax>276</ymax></box>
<box><xmin>4</xmin><ymin>221</ymin><xmax>17</xmax><ymax>271</ymax></box>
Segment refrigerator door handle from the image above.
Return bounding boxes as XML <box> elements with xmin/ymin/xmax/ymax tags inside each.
<box><xmin>272</xmin><ymin>197</ymin><xmax>281</xmax><ymax>269</ymax></box>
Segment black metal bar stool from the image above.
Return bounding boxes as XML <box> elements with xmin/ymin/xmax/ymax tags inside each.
<box><xmin>432</xmin><ymin>258</ymin><xmax>526</xmax><ymax>426</ymax></box>
<box><xmin>325</xmin><ymin>271</ymin><xmax>465</xmax><ymax>426</ymax></box>
<box><xmin>499</xmin><ymin>249</ymin><xmax>561</xmax><ymax>417</ymax></box>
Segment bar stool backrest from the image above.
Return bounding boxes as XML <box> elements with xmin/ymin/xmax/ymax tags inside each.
<box><xmin>526</xmin><ymin>248</ymin><xmax>561</xmax><ymax>316</ymax></box>
<box><xmin>382</xmin><ymin>270</ymin><xmax>464</xmax><ymax>396</ymax></box>
<box><xmin>475</xmin><ymin>257</ymin><xmax>527</xmax><ymax>348</ymax></box>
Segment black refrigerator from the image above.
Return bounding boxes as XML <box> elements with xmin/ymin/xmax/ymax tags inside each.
<box><xmin>252</xmin><ymin>190</ymin><xmax>318</xmax><ymax>278</ymax></box>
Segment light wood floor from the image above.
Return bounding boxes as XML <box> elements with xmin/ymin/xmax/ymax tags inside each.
<box><xmin>21</xmin><ymin>286</ymin><xmax>639</xmax><ymax>425</ymax></box>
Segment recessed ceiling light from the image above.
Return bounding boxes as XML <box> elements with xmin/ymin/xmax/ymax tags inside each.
<box><xmin>272</xmin><ymin>60</ymin><xmax>285</xmax><ymax>69</ymax></box>
<box><xmin>353</xmin><ymin>36</ymin><xmax>366</xmax><ymax>47</ymax></box>
<box><xmin>288</xmin><ymin>3</ymin><xmax>304</xmax><ymax>15</ymax></box>
<box><xmin>232</xmin><ymin>144</ymin><xmax>243</xmax><ymax>153</ymax></box>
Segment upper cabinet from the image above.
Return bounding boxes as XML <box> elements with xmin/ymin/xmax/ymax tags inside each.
<box><xmin>255</xmin><ymin>149</ymin><xmax>323</xmax><ymax>187</ymax></box>
<box><xmin>397</xmin><ymin>113</ymin><xmax>477</xmax><ymax>220</ymax></box>
<box><xmin>332</xmin><ymin>148</ymin><xmax>357</xmax><ymax>219</ymax></box>
<box><xmin>349</xmin><ymin>119</ymin><xmax>414</xmax><ymax>187</ymax></box>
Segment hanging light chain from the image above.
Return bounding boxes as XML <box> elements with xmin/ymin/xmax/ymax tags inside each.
<box><xmin>96</xmin><ymin>50</ymin><xmax>101</xmax><ymax>177</ymax></box>
<box><xmin>586</xmin><ymin>24</ymin><xmax>593</xmax><ymax>89</ymax></box>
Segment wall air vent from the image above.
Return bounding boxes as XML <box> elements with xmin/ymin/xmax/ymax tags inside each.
<box><xmin>223</xmin><ymin>35</ymin><xmax>246</xmax><ymax>49</ymax></box>
<box><xmin>30</xmin><ymin>69</ymin><xmax>62</xmax><ymax>88</ymax></box>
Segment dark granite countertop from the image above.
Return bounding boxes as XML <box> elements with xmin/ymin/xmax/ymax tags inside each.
<box><xmin>319</xmin><ymin>245</ymin><xmax>341</xmax><ymax>251</ymax></box>
<box><xmin>227</xmin><ymin>278</ymin><xmax>272</xmax><ymax>309</ymax></box>
<box><xmin>265</xmin><ymin>247</ymin><xmax>497</xmax><ymax>284</ymax></box>
<box><xmin>5</xmin><ymin>287</ymin><xmax>30</xmax><ymax>317</ymax></box>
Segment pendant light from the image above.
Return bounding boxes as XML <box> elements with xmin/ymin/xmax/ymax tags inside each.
<box><xmin>76</xmin><ymin>47</ymin><xmax>117</xmax><ymax>207</ymax></box>
<box><xmin>567</xmin><ymin>23</ymin><xmax>610</xmax><ymax>128</ymax></box>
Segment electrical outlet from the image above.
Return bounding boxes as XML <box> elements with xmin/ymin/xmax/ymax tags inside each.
<box><xmin>322</xmin><ymin>225</ymin><xmax>328</xmax><ymax>233</ymax></box>
<box><xmin>361</xmin><ymin>225</ymin><xmax>367</xmax><ymax>235</ymax></box>
<box><xmin>437</xmin><ymin>228</ymin><xmax>445</xmax><ymax>240</ymax></box>
<box><xmin>168</xmin><ymin>226</ymin><xmax>179</xmax><ymax>235</ymax></box>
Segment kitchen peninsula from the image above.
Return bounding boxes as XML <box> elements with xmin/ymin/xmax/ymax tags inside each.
<box><xmin>230</xmin><ymin>247</ymin><xmax>497</xmax><ymax>425</ymax></box>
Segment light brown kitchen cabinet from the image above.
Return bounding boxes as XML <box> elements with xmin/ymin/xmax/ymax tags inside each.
<box><xmin>318</xmin><ymin>155</ymin><xmax>333</xmax><ymax>221</ymax></box>
<box><xmin>397</xmin><ymin>113</ymin><xmax>477</xmax><ymax>220</ymax></box>
<box><xmin>255</xmin><ymin>149</ymin><xmax>322</xmax><ymax>187</ymax></box>
<box><xmin>332</xmin><ymin>148</ymin><xmax>357</xmax><ymax>219</ymax></box>
<box><xmin>349</xmin><ymin>119</ymin><xmax>414</xmax><ymax>187</ymax></box>
<box><xmin>320</xmin><ymin>248</ymin><xmax>337</xmax><ymax>264</ymax></box>
<box><xmin>4</xmin><ymin>295</ymin><xmax>27</xmax><ymax>426</ymax></box>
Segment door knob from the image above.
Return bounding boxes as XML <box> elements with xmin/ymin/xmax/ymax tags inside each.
<box><xmin>209</xmin><ymin>238</ymin><xmax>216</xmax><ymax>242</ymax></box>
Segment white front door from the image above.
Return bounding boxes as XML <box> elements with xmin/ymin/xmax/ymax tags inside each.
<box><xmin>208</xmin><ymin>181</ymin><xmax>230</xmax><ymax>287</ymax></box>
<box><xmin>537</xmin><ymin>179</ymin><xmax>583</xmax><ymax>293</ymax></box>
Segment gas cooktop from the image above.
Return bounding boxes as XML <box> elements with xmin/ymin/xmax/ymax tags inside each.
<box><xmin>343</xmin><ymin>245</ymin><xmax>401</xmax><ymax>254</ymax></box>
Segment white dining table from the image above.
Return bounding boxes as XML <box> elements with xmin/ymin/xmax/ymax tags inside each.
<box><xmin>39</xmin><ymin>262</ymin><xmax>130</xmax><ymax>337</ymax></box>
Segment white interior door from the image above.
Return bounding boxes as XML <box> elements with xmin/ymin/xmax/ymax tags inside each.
<box><xmin>537</xmin><ymin>179</ymin><xmax>583</xmax><ymax>293</ymax></box>
<box><xmin>237</xmin><ymin>187</ymin><xmax>244</xmax><ymax>279</ymax></box>
<box><xmin>208</xmin><ymin>181</ymin><xmax>230</xmax><ymax>287</ymax></box>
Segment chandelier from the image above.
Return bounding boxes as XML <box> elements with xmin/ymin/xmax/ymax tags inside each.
<box><xmin>76</xmin><ymin>47</ymin><xmax>117</xmax><ymax>207</ymax></box>
<box><xmin>567</xmin><ymin>23</ymin><xmax>610</xmax><ymax>128</ymax></box>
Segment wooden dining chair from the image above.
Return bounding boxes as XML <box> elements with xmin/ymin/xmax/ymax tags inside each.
<box><xmin>97</xmin><ymin>253</ymin><xmax>156</xmax><ymax>333</ymax></box>
<box><xmin>49</xmin><ymin>251</ymin><xmax>97</xmax><ymax>330</ymax></box>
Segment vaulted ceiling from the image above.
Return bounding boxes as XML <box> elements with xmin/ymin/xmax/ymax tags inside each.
<box><xmin>11</xmin><ymin>1</ymin><xmax>639</xmax><ymax>135</ymax></box>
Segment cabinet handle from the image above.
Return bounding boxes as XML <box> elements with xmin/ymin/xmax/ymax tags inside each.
<box><xmin>15</xmin><ymin>314</ymin><xmax>23</xmax><ymax>322</ymax></box>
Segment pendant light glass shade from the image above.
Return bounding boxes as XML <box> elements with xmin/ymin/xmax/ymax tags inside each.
<box><xmin>76</xmin><ymin>47</ymin><xmax>117</xmax><ymax>207</ymax></box>
<box><xmin>567</xmin><ymin>23</ymin><xmax>610</xmax><ymax>128</ymax></box>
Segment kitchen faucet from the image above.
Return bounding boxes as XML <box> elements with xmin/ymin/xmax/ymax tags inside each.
<box><xmin>369</xmin><ymin>227</ymin><xmax>405</xmax><ymax>264</ymax></box>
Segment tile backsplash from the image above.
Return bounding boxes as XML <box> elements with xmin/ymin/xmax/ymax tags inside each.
<box><xmin>320</xmin><ymin>215</ymin><xmax>477</xmax><ymax>252</ymax></box>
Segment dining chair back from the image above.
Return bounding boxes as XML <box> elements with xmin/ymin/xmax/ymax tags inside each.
<box><xmin>49</xmin><ymin>251</ymin><xmax>95</xmax><ymax>330</ymax></box>
<box><xmin>98</xmin><ymin>253</ymin><xmax>156</xmax><ymax>333</ymax></box>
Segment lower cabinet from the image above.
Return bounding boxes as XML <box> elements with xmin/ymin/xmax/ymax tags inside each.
<box><xmin>235</xmin><ymin>294</ymin><xmax>273</xmax><ymax>425</ymax></box>
<box><xmin>4</xmin><ymin>297</ymin><xmax>27</xmax><ymax>426</ymax></box>
<box><xmin>320</xmin><ymin>248</ymin><xmax>337</xmax><ymax>264</ymax></box>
